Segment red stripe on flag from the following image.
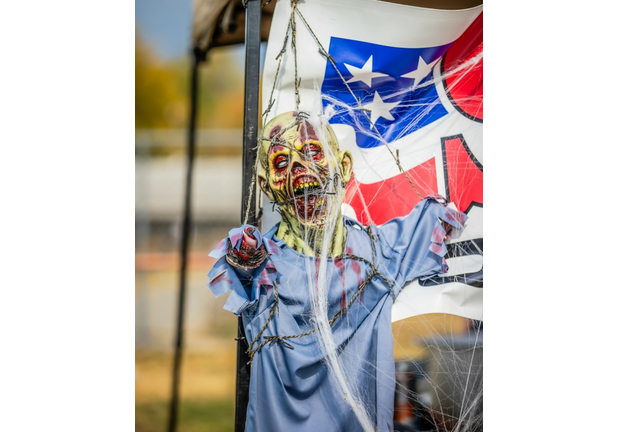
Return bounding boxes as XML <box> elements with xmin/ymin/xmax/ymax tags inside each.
<box><xmin>443</xmin><ymin>136</ymin><xmax>483</xmax><ymax>212</ymax></box>
<box><xmin>443</xmin><ymin>12</ymin><xmax>483</xmax><ymax>121</ymax></box>
<box><xmin>345</xmin><ymin>158</ymin><xmax>438</xmax><ymax>225</ymax></box>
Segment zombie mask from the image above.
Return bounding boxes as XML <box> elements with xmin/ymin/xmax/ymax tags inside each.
<box><xmin>258</xmin><ymin>111</ymin><xmax>353</xmax><ymax>230</ymax></box>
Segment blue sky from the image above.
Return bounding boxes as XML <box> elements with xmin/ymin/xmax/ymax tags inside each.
<box><xmin>135</xmin><ymin>0</ymin><xmax>192</xmax><ymax>60</ymax></box>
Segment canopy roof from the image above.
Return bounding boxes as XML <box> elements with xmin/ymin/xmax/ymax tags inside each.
<box><xmin>192</xmin><ymin>0</ymin><xmax>482</xmax><ymax>51</ymax></box>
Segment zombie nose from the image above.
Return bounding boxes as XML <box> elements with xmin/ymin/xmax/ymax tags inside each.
<box><xmin>291</xmin><ymin>161</ymin><xmax>307</xmax><ymax>174</ymax></box>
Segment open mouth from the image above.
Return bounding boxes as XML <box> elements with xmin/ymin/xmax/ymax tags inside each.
<box><xmin>290</xmin><ymin>175</ymin><xmax>326</xmax><ymax>220</ymax></box>
<box><xmin>293</xmin><ymin>181</ymin><xmax>321</xmax><ymax>197</ymax></box>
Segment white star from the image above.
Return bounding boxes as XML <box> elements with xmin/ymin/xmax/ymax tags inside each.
<box><xmin>400</xmin><ymin>55</ymin><xmax>440</xmax><ymax>90</ymax></box>
<box><xmin>344</xmin><ymin>55</ymin><xmax>388</xmax><ymax>88</ymax></box>
<box><xmin>363</xmin><ymin>91</ymin><xmax>400</xmax><ymax>124</ymax></box>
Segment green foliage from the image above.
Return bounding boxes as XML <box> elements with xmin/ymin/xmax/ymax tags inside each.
<box><xmin>135</xmin><ymin>31</ymin><xmax>187</xmax><ymax>128</ymax></box>
<box><xmin>135</xmin><ymin>28</ymin><xmax>245</xmax><ymax>130</ymax></box>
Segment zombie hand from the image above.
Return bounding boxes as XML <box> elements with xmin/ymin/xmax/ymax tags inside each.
<box><xmin>226</xmin><ymin>226</ymin><xmax>268</xmax><ymax>269</ymax></box>
<box><xmin>425</xmin><ymin>195</ymin><xmax>462</xmax><ymax>240</ymax></box>
<box><xmin>440</xmin><ymin>218</ymin><xmax>454</xmax><ymax>239</ymax></box>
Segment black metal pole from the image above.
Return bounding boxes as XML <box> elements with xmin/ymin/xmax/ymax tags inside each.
<box><xmin>168</xmin><ymin>46</ymin><xmax>205</xmax><ymax>432</ymax></box>
<box><xmin>235</xmin><ymin>1</ymin><xmax>262</xmax><ymax>431</ymax></box>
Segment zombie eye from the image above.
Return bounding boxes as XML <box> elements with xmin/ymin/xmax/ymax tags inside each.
<box><xmin>274</xmin><ymin>155</ymin><xmax>289</xmax><ymax>169</ymax></box>
<box><xmin>303</xmin><ymin>145</ymin><xmax>322</xmax><ymax>160</ymax></box>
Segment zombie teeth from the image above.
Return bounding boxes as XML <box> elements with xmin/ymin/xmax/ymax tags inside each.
<box><xmin>293</xmin><ymin>181</ymin><xmax>320</xmax><ymax>194</ymax></box>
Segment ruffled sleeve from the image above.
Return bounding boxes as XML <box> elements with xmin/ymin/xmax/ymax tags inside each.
<box><xmin>207</xmin><ymin>226</ymin><xmax>282</xmax><ymax>316</ymax></box>
<box><xmin>375</xmin><ymin>196</ymin><xmax>467</xmax><ymax>296</ymax></box>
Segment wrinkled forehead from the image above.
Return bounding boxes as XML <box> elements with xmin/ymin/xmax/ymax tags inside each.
<box><xmin>260</xmin><ymin>112</ymin><xmax>338</xmax><ymax>162</ymax></box>
<box><xmin>266</xmin><ymin>114</ymin><xmax>319</xmax><ymax>147</ymax></box>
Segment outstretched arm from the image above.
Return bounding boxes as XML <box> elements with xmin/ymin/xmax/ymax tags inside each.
<box><xmin>376</xmin><ymin>195</ymin><xmax>467</xmax><ymax>295</ymax></box>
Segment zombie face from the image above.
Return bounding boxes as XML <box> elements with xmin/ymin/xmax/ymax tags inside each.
<box><xmin>258</xmin><ymin>111</ymin><xmax>352</xmax><ymax>230</ymax></box>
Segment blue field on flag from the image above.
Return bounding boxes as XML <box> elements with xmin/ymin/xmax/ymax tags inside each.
<box><xmin>321</xmin><ymin>37</ymin><xmax>452</xmax><ymax>148</ymax></box>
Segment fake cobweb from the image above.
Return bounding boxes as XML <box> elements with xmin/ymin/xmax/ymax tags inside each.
<box><xmin>240</xmin><ymin>1</ymin><xmax>483</xmax><ymax>431</ymax></box>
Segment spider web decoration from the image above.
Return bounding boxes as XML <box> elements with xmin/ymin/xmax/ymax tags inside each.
<box><xmin>248</xmin><ymin>0</ymin><xmax>483</xmax><ymax>430</ymax></box>
<box><xmin>261</xmin><ymin>0</ymin><xmax>483</xmax><ymax>321</ymax></box>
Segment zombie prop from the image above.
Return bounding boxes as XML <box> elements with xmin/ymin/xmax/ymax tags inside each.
<box><xmin>207</xmin><ymin>111</ymin><xmax>467</xmax><ymax>432</ymax></box>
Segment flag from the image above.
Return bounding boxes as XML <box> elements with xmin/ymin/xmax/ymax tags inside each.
<box><xmin>262</xmin><ymin>0</ymin><xmax>483</xmax><ymax>321</ymax></box>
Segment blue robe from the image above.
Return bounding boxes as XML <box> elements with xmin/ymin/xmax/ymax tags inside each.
<box><xmin>207</xmin><ymin>198</ymin><xmax>466</xmax><ymax>432</ymax></box>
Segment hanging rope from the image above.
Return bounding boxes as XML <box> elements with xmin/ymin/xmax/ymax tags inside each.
<box><xmin>293</xmin><ymin>6</ymin><xmax>422</xmax><ymax>200</ymax></box>
<box><xmin>263</xmin><ymin>0</ymin><xmax>425</xmax><ymax>203</ymax></box>
<box><xmin>246</xmin><ymin>0</ymin><xmax>430</xmax><ymax>364</ymax></box>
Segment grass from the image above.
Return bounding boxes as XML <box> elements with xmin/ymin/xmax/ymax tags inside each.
<box><xmin>136</xmin><ymin>398</ymin><xmax>235</xmax><ymax>432</ymax></box>
<box><xmin>136</xmin><ymin>340</ymin><xmax>237</xmax><ymax>432</ymax></box>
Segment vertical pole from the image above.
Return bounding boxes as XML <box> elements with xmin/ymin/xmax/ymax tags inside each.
<box><xmin>168</xmin><ymin>47</ymin><xmax>205</xmax><ymax>432</ymax></box>
<box><xmin>135</xmin><ymin>135</ymin><xmax>151</xmax><ymax>349</ymax></box>
<box><xmin>236</xmin><ymin>1</ymin><xmax>261</xmax><ymax>431</ymax></box>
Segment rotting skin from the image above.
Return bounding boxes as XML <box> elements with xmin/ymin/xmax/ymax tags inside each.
<box><xmin>258</xmin><ymin>111</ymin><xmax>353</xmax><ymax>257</ymax></box>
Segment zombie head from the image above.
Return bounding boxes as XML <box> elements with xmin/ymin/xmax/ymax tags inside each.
<box><xmin>258</xmin><ymin>111</ymin><xmax>353</xmax><ymax>230</ymax></box>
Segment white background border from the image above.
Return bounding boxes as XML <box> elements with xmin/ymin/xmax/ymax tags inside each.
<box><xmin>1</xmin><ymin>1</ymin><xmax>616</xmax><ymax>431</ymax></box>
